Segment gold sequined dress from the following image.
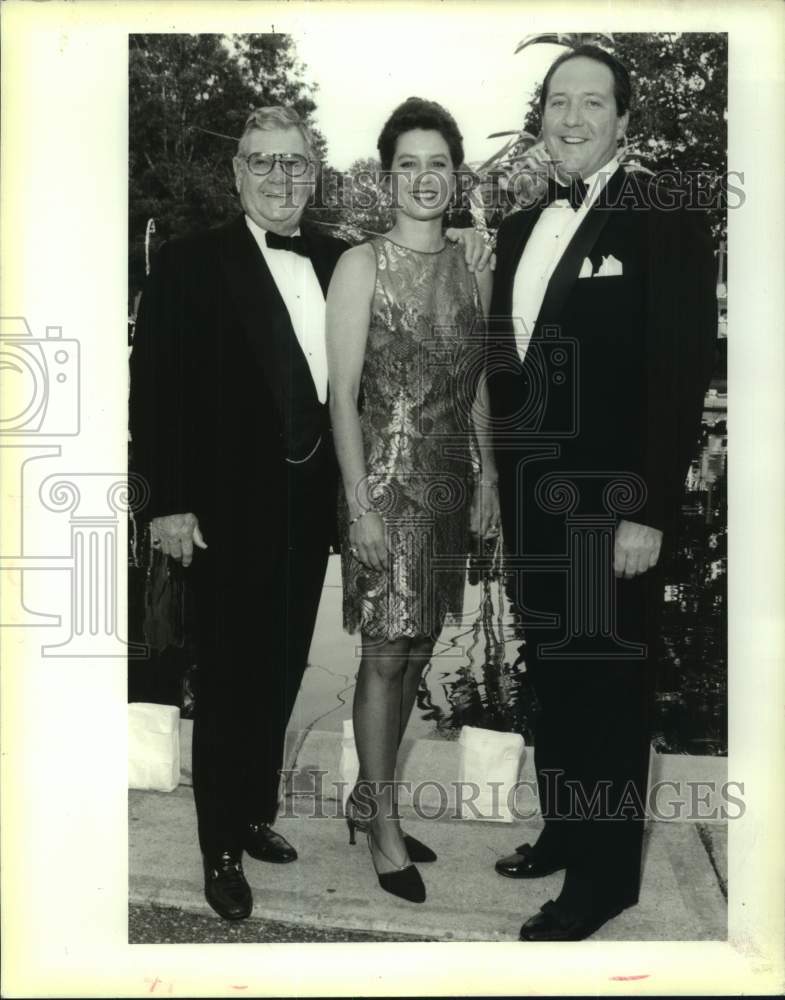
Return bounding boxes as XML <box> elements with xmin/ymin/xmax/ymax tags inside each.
<box><xmin>339</xmin><ymin>235</ymin><xmax>482</xmax><ymax>639</ymax></box>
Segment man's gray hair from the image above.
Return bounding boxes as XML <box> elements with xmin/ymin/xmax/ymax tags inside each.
<box><xmin>238</xmin><ymin>106</ymin><xmax>317</xmax><ymax>158</ymax></box>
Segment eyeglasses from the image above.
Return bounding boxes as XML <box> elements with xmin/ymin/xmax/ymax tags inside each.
<box><xmin>241</xmin><ymin>153</ymin><xmax>315</xmax><ymax>177</ymax></box>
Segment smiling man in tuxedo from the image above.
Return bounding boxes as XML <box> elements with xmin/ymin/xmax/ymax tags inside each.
<box><xmin>130</xmin><ymin>104</ymin><xmax>489</xmax><ymax>923</ymax></box>
<box><xmin>129</xmin><ymin>107</ymin><xmax>349</xmax><ymax>920</ymax></box>
<box><xmin>486</xmin><ymin>47</ymin><xmax>717</xmax><ymax>940</ymax></box>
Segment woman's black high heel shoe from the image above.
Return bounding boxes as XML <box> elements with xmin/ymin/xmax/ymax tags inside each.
<box><xmin>346</xmin><ymin>796</ymin><xmax>367</xmax><ymax>846</ymax></box>
<box><xmin>346</xmin><ymin>792</ymin><xmax>437</xmax><ymax>863</ymax></box>
<box><xmin>366</xmin><ymin>830</ymin><xmax>426</xmax><ymax>903</ymax></box>
<box><xmin>401</xmin><ymin>832</ymin><xmax>437</xmax><ymax>864</ymax></box>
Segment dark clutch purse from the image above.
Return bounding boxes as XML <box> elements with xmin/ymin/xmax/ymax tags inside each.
<box><xmin>142</xmin><ymin>525</ymin><xmax>186</xmax><ymax>652</ymax></box>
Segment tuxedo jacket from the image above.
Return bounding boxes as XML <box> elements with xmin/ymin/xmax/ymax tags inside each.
<box><xmin>129</xmin><ymin>214</ymin><xmax>348</xmax><ymax>549</ymax></box>
<box><xmin>487</xmin><ymin>166</ymin><xmax>717</xmax><ymax>539</ymax></box>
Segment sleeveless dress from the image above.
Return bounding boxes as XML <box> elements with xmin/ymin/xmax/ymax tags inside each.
<box><xmin>338</xmin><ymin>235</ymin><xmax>483</xmax><ymax>639</ymax></box>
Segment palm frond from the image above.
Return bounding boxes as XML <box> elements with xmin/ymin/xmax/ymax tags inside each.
<box><xmin>514</xmin><ymin>31</ymin><xmax>614</xmax><ymax>55</ymax></box>
<box><xmin>475</xmin><ymin>130</ymin><xmax>538</xmax><ymax>176</ymax></box>
<box><xmin>578</xmin><ymin>32</ymin><xmax>614</xmax><ymax>49</ymax></box>
<box><xmin>621</xmin><ymin>160</ymin><xmax>655</xmax><ymax>176</ymax></box>
<box><xmin>514</xmin><ymin>32</ymin><xmax>573</xmax><ymax>54</ymax></box>
<box><xmin>619</xmin><ymin>143</ymin><xmax>656</xmax><ymax>175</ymax></box>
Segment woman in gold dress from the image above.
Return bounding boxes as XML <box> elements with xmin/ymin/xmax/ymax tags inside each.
<box><xmin>327</xmin><ymin>98</ymin><xmax>499</xmax><ymax>903</ymax></box>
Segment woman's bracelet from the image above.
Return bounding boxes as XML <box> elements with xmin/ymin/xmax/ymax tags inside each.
<box><xmin>348</xmin><ymin>508</ymin><xmax>378</xmax><ymax>526</ymax></box>
<box><xmin>478</xmin><ymin>479</ymin><xmax>498</xmax><ymax>488</ymax></box>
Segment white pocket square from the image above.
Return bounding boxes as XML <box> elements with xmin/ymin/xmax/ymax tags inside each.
<box><xmin>595</xmin><ymin>253</ymin><xmax>623</xmax><ymax>277</ymax></box>
<box><xmin>578</xmin><ymin>256</ymin><xmax>594</xmax><ymax>278</ymax></box>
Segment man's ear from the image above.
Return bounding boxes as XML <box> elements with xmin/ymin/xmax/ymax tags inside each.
<box><xmin>231</xmin><ymin>157</ymin><xmax>243</xmax><ymax>193</ymax></box>
<box><xmin>616</xmin><ymin>111</ymin><xmax>630</xmax><ymax>143</ymax></box>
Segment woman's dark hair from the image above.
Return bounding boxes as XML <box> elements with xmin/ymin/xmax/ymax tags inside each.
<box><xmin>539</xmin><ymin>44</ymin><xmax>632</xmax><ymax>117</ymax></box>
<box><xmin>377</xmin><ymin>97</ymin><xmax>465</xmax><ymax>172</ymax></box>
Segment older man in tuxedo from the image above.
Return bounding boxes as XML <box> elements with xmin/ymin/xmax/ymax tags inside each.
<box><xmin>486</xmin><ymin>47</ymin><xmax>717</xmax><ymax>939</ymax></box>
<box><xmin>130</xmin><ymin>105</ymin><xmax>486</xmax><ymax>921</ymax></box>
<box><xmin>129</xmin><ymin>107</ymin><xmax>349</xmax><ymax>920</ymax></box>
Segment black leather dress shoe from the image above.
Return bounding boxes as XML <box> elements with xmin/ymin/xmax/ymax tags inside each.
<box><xmin>203</xmin><ymin>850</ymin><xmax>252</xmax><ymax>921</ymax></box>
<box><xmin>495</xmin><ymin>843</ymin><xmax>567</xmax><ymax>879</ymax></box>
<box><xmin>519</xmin><ymin>899</ymin><xmax>627</xmax><ymax>942</ymax></box>
<box><xmin>244</xmin><ymin>822</ymin><xmax>298</xmax><ymax>863</ymax></box>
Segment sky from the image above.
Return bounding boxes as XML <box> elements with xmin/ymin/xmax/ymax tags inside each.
<box><xmin>293</xmin><ymin>16</ymin><xmax>565</xmax><ymax>170</ymax></box>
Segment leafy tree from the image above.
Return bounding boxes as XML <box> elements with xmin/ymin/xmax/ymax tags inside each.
<box><xmin>129</xmin><ymin>33</ymin><xmax>322</xmax><ymax>298</ymax></box>
<box><xmin>309</xmin><ymin>162</ymin><xmax>351</xmax><ymax>235</ymax></box>
<box><xmin>329</xmin><ymin>157</ymin><xmax>391</xmax><ymax>241</ymax></box>
<box><xmin>517</xmin><ymin>33</ymin><xmax>728</xmax><ymax>241</ymax></box>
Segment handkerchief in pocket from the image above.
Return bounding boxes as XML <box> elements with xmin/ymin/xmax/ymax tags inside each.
<box><xmin>578</xmin><ymin>256</ymin><xmax>594</xmax><ymax>278</ymax></box>
<box><xmin>595</xmin><ymin>253</ymin><xmax>623</xmax><ymax>277</ymax></box>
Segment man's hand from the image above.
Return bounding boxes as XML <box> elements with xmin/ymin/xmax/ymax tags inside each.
<box><xmin>150</xmin><ymin>512</ymin><xmax>207</xmax><ymax>568</ymax></box>
<box><xmin>470</xmin><ymin>482</ymin><xmax>501</xmax><ymax>539</ymax></box>
<box><xmin>614</xmin><ymin>519</ymin><xmax>663</xmax><ymax>579</ymax></box>
<box><xmin>445</xmin><ymin>227</ymin><xmax>496</xmax><ymax>273</ymax></box>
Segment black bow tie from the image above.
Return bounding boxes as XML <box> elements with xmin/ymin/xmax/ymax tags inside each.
<box><xmin>265</xmin><ymin>231</ymin><xmax>309</xmax><ymax>256</ymax></box>
<box><xmin>545</xmin><ymin>176</ymin><xmax>589</xmax><ymax>211</ymax></box>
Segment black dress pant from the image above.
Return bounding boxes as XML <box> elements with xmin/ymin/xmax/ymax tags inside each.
<box><xmin>190</xmin><ymin>449</ymin><xmax>335</xmax><ymax>858</ymax></box>
<box><xmin>499</xmin><ymin>454</ymin><xmax>664</xmax><ymax>913</ymax></box>
<box><xmin>518</xmin><ymin>568</ymin><xmax>662</xmax><ymax>912</ymax></box>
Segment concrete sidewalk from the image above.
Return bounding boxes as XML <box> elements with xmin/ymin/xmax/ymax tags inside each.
<box><xmin>129</xmin><ymin>772</ymin><xmax>727</xmax><ymax>943</ymax></box>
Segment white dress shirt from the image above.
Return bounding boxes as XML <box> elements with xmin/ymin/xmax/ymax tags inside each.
<box><xmin>245</xmin><ymin>215</ymin><xmax>328</xmax><ymax>403</ymax></box>
<box><xmin>511</xmin><ymin>157</ymin><xmax>620</xmax><ymax>363</ymax></box>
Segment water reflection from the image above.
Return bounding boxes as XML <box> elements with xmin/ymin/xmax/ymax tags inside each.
<box><xmin>420</xmin><ymin>411</ymin><xmax>728</xmax><ymax>756</ymax></box>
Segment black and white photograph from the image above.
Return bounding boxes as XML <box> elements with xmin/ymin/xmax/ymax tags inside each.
<box><xmin>1</xmin><ymin>1</ymin><xmax>783</xmax><ymax>997</ymax></box>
